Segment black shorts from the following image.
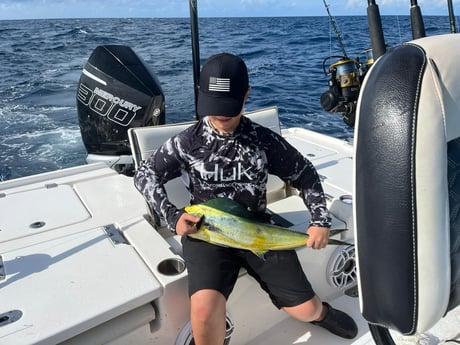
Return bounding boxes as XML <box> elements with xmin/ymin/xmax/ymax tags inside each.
<box><xmin>181</xmin><ymin>236</ymin><xmax>315</xmax><ymax>309</ymax></box>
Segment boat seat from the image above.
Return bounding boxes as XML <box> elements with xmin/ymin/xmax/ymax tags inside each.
<box><xmin>128</xmin><ymin>106</ymin><xmax>286</xmax><ymax>225</ymax></box>
<box><xmin>354</xmin><ymin>34</ymin><xmax>460</xmax><ymax>335</ymax></box>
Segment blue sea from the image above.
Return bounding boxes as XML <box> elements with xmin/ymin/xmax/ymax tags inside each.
<box><xmin>0</xmin><ymin>16</ymin><xmax>456</xmax><ymax>180</ymax></box>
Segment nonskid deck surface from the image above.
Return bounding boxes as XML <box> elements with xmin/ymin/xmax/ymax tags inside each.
<box><xmin>227</xmin><ymin>292</ymin><xmax>371</xmax><ymax>345</ymax></box>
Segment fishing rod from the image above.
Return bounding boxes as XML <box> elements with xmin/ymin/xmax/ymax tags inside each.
<box><xmin>320</xmin><ymin>0</ymin><xmax>388</xmax><ymax>127</ymax></box>
<box><xmin>447</xmin><ymin>0</ymin><xmax>457</xmax><ymax>33</ymax></box>
<box><xmin>322</xmin><ymin>0</ymin><xmax>348</xmax><ymax>58</ymax></box>
<box><xmin>367</xmin><ymin>0</ymin><xmax>386</xmax><ymax>60</ymax></box>
<box><xmin>410</xmin><ymin>0</ymin><xmax>426</xmax><ymax>39</ymax></box>
<box><xmin>189</xmin><ymin>0</ymin><xmax>201</xmax><ymax>120</ymax></box>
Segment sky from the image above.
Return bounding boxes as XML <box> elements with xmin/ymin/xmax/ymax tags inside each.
<box><xmin>0</xmin><ymin>0</ymin><xmax>458</xmax><ymax>20</ymax></box>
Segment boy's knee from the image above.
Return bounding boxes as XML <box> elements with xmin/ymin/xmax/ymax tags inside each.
<box><xmin>191</xmin><ymin>289</ymin><xmax>226</xmax><ymax>322</ymax></box>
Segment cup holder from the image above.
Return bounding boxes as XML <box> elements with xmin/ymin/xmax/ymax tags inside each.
<box><xmin>157</xmin><ymin>258</ymin><xmax>186</xmax><ymax>276</ymax></box>
<box><xmin>339</xmin><ymin>195</ymin><xmax>353</xmax><ymax>205</ymax></box>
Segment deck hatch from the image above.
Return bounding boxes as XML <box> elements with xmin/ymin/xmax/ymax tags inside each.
<box><xmin>0</xmin><ymin>184</ymin><xmax>91</xmax><ymax>242</ymax></box>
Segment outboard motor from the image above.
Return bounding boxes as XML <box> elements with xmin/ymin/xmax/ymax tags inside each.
<box><xmin>77</xmin><ymin>45</ymin><xmax>165</xmax><ymax>175</ymax></box>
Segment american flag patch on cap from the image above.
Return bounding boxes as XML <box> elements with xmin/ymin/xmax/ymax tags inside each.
<box><xmin>208</xmin><ymin>77</ymin><xmax>230</xmax><ymax>92</ymax></box>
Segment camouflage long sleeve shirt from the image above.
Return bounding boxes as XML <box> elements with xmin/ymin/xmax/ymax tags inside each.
<box><xmin>134</xmin><ymin>116</ymin><xmax>331</xmax><ymax>231</ymax></box>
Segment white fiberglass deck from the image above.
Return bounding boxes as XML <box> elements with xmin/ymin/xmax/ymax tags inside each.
<box><xmin>0</xmin><ymin>128</ymin><xmax>458</xmax><ymax>344</ymax></box>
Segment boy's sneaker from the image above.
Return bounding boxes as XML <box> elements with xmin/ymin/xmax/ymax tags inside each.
<box><xmin>310</xmin><ymin>302</ymin><xmax>358</xmax><ymax>339</ymax></box>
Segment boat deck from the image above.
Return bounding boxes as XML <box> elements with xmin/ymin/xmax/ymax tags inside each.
<box><xmin>1</xmin><ymin>126</ymin><xmax>459</xmax><ymax>344</ymax></box>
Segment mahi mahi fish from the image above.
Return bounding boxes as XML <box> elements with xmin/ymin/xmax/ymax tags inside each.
<box><xmin>184</xmin><ymin>198</ymin><xmax>351</xmax><ymax>258</ymax></box>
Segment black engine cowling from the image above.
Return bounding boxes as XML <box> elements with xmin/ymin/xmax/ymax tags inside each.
<box><xmin>77</xmin><ymin>45</ymin><xmax>165</xmax><ymax>160</ymax></box>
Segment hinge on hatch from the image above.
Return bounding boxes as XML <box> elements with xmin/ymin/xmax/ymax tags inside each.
<box><xmin>103</xmin><ymin>224</ymin><xmax>128</xmax><ymax>245</ymax></box>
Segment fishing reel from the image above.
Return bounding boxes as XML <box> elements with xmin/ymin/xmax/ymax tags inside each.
<box><xmin>320</xmin><ymin>50</ymin><xmax>373</xmax><ymax>127</ymax></box>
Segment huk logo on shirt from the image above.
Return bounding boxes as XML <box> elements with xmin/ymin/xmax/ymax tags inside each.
<box><xmin>199</xmin><ymin>162</ymin><xmax>254</xmax><ymax>181</ymax></box>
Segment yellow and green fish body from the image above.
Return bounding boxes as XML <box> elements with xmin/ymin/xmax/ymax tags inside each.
<box><xmin>184</xmin><ymin>198</ymin><xmax>350</xmax><ymax>258</ymax></box>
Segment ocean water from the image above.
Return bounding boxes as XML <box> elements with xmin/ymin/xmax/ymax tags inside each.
<box><xmin>0</xmin><ymin>15</ymin><xmax>455</xmax><ymax>180</ymax></box>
